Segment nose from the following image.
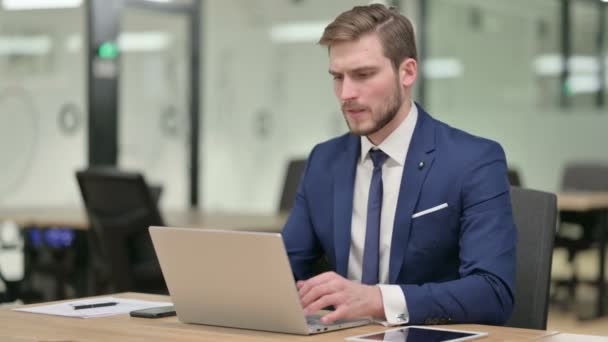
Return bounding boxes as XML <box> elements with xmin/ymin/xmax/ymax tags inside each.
<box><xmin>338</xmin><ymin>77</ymin><xmax>358</xmax><ymax>101</ymax></box>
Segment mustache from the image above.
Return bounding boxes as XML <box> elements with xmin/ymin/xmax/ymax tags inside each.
<box><xmin>341</xmin><ymin>101</ymin><xmax>368</xmax><ymax>112</ymax></box>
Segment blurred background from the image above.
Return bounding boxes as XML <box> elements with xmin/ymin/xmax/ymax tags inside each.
<box><xmin>0</xmin><ymin>0</ymin><xmax>607</xmax><ymax>335</ymax></box>
<box><xmin>1</xmin><ymin>0</ymin><xmax>606</xmax><ymax>212</ymax></box>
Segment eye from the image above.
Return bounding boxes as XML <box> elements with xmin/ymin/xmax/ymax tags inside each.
<box><xmin>332</xmin><ymin>74</ymin><xmax>343</xmax><ymax>81</ymax></box>
<box><xmin>355</xmin><ymin>71</ymin><xmax>372</xmax><ymax>79</ymax></box>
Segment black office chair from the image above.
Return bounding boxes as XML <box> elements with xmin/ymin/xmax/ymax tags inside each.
<box><xmin>278</xmin><ymin>158</ymin><xmax>334</xmax><ymax>275</ymax></box>
<box><xmin>506</xmin><ymin>186</ymin><xmax>557</xmax><ymax>330</ymax></box>
<box><xmin>278</xmin><ymin>158</ymin><xmax>307</xmax><ymax>214</ymax></box>
<box><xmin>553</xmin><ymin>162</ymin><xmax>608</xmax><ymax>306</ymax></box>
<box><xmin>76</xmin><ymin>168</ymin><xmax>167</xmax><ymax>295</ymax></box>
<box><xmin>507</xmin><ymin>168</ymin><xmax>522</xmax><ymax>187</ymax></box>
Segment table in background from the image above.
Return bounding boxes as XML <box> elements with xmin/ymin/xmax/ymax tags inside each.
<box><xmin>557</xmin><ymin>192</ymin><xmax>608</xmax><ymax>319</ymax></box>
<box><xmin>0</xmin><ymin>207</ymin><xmax>286</xmax><ymax>301</ymax></box>
<box><xmin>0</xmin><ymin>207</ymin><xmax>287</xmax><ymax>232</ymax></box>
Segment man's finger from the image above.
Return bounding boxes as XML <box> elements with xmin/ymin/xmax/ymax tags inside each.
<box><xmin>301</xmin><ymin>281</ymin><xmax>336</xmax><ymax>308</ymax></box>
<box><xmin>320</xmin><ymin>305</ymin><xmax>350</xmax><ymax>324</ymax></box>
<box><xmin>298</xmin><ymin>272</ymin><xmax>337</xmax><ymax>298</ymax></box>
<box><xmin>304</xmin><ymin>292</ymin><xmax>341</xmax><ymax>315</ymax></box>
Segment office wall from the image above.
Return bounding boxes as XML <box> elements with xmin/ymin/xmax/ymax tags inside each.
<box><xmin>201</xmin><ymin>0</ymin><xmax>370</xmax><ymax>212</ymax></box>
<box><xmin>425</xmin><ymin>0</ymin><xmax>607</xmax><ymax>193</ymax></box>
<box><xmin>201</xmin><ymin>0</ymin><xmax>607</xmax><ymax>213</ymax></box>
<box><xmin>0</xmin><ymin>8</ymin><xmax>87</xmax><ymax>208</ymax></box>
<box><xmin>0</xmin><ymin>1</ymin><xmax>604</xmax><ymax>212</ymax></box>
<box><xmin>118</xmin><ymin>8</ymin><xmax>190</xmax><ymax>209</ymax></box>
<box><xmin>0</xmin><ymin>6</ymin><xmax>190</xmax><ymax>209</ymax></box>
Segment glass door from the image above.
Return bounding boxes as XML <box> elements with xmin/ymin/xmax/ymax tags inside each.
<box><xmin>0</xmin><ymin>4</ymin><xmax>87</xmax><ymax>207</ymax></box>
<box><xmin>118</xmin><ymin>5</ymin><xmax>191</xmax><ymax>209</ymax></box>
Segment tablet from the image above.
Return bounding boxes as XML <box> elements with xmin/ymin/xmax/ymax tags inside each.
<box><xmin>345</xmin><ymin>326</ymin><xmax>488</xmax><ymax>342</ymax></box>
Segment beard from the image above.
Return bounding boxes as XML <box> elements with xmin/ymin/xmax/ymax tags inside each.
<box><xmin>341</xmin><ymin>79</ymin><xmax>403</xmax><ymax>137</ymax></box>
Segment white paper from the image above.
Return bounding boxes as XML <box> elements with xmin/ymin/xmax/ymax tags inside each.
<box><xmin>13</xmin><ymin>296</ymin><xmax>172</xmax><ymax>319</ymax></box>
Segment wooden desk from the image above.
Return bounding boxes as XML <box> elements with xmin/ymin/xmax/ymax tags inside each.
<box><xmin>557</xmin><ymin>192</ymin><xmax>608</xmax><ymax>319</ymax></box>
<box><xmin>0</xmin><ymin>207</ymin><xmax>287</xmax><ymax>233</ymax></box>
<box><xmin>558</xmin><ymin>192</ymin><xmax>608</xmax><ymax>212</ymax></box>
<box><xmin>0</xmin><ymin>207</ymin><xmax>88</xmax><ymax>228</ymax></box>
<box><xmin>536</xmin><ymin>333</ymin><xmax>608</xmax><ymax>341</ymax></box>
<box><xmin>0</xmin><ymin>293</ymin><xmax>558</xmax><ymax>342</ymax></box>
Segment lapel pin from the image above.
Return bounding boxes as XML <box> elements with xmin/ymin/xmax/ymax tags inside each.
<box><xmin>418</xmin><ymin>161</ymin><xmax>425</xmax><ymax>170</ymax></box>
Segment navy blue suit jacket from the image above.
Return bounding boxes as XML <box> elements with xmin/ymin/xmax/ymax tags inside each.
<box><xmin>283</xmin><ymin>104</ymin><xmax>516</xmax><ymax>325</ymax></box>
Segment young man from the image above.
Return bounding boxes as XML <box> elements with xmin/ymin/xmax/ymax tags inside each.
<box><xmin>282</xmin><ymin>4</ymin><xmax>516</xmax><ymax>326</ymax></box>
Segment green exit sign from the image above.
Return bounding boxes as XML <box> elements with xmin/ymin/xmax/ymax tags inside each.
<box><xmin>98</xmin><ymin>42</ymin><xmax>119</xmax><ymax>59</ymax></box>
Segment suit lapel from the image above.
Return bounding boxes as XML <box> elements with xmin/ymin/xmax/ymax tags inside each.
<box><xmin>333</xmin><ymin>134</ymin><xmax>360</xmax><ymax>278</ymax></box>
<box><xmin>389</xmin><ymin>105</ymin><xmax>437</xmax><ymax>283</ymax></box>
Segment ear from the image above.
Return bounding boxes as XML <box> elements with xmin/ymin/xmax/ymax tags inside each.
<box><xmin>399</xmin><ymin>58</ymin><xmax>417</xmax><ymax>88</ymax></box>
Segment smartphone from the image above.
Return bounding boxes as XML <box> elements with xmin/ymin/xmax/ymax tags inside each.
<box><xmin>129</xmin><ymin>305</ymin><xmax>176</xmax><ymax>318</ymax></box>
<box><xmin>346</xmin><ymin>326</ymin><xmax>488</xmax><ymax>342</ymax></box>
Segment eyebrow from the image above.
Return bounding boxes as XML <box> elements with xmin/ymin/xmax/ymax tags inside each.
<box><xmin>328</xmin><ymin>66</ymin><xmax>378</xmax><ymax>76</ymax></box>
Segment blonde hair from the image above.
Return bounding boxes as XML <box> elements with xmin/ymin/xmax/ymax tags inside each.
<box><xmin>319</xmin><ymin>4</ymin><xmax>417</xmax><ymax>69</ymax></box>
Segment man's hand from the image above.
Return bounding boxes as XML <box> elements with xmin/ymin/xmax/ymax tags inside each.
<box><xmin>297</xmin><ymin>271</ymin><xmax>385</xmax><ymax>324</ymax></box>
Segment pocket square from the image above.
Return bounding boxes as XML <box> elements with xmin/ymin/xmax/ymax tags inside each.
<box><xmin>412</xmin><ymin>203</ymin><xmax>448</xmax><ymax>219</ymax></box>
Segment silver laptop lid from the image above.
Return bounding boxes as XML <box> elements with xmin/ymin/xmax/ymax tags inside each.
<box><xmin>149</xmin><ymin>226</ymin><xmax>310</xmax><ymax>334</ymax></box>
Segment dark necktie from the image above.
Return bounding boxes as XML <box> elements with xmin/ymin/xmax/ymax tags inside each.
<box><xmin>361</xmin><ymin>149</ymin><xmax>388</xmax><ymax>285</ymax></box>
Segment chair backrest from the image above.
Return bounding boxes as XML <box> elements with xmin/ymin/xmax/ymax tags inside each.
<box><xmin>278</xmin><ymin>159</ymin><xmax>307</xmax><ymax>213</ymax></box>
<box><xmin>76</xmin><ymin>167</ymin><xmax>166</xmax><ymax>294</ymax></box>
<box><xmin>507</xmin><ymin>168</ymin><xmax>522</xmax><ymax>187</ymax></box>
<box><xmin>505</xmin><ymin>186</ymin><xmax>557</xmax><ymax>330</ymax></box>
<box><xmin>561</xmin><ymin>162</ymin><xmax>608</xmax><ymax>192</ymax></box>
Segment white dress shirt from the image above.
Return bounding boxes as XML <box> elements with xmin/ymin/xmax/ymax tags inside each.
<box><xmin>347</xmin><ymin>102</ymin><xmax>418</xmax><ymax>325</ymax></box>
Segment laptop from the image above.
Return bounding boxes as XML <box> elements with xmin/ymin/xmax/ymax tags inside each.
<box><xmin>149</xmin><ymin>226</ymin><xmax>371</xmax><ymax>335</ymax></box>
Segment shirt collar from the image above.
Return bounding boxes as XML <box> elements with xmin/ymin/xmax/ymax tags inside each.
<box><xmin>360</xmin><ymin>101</ymin><xmax>418</xmax><ymax>166</ymax></box>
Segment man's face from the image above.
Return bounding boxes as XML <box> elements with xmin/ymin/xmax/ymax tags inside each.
<box><xmin>329</xmin><ymin>33</ymin><xmax>404</xmax><ymax>137</ymax></box>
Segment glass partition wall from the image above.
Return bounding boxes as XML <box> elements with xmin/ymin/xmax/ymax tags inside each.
<box><xmin>0</xmin><ymin>5</ymin><xmax>87</xmax><ymax>207</ymax></box>
<box><xmin>1</xmin><ymin>0</ymin><xmax>604</xmax><ymax>213</ymax></box>
<box><xmin>424</xmin><ymin>0</ymin><xmax>607</xmax><ymax>193</ymax></box>
<box><xmin>201</xmin><ymin>0</ymin><xmax>401</xmax><ymax>212</ymax></box>
<box><xmin>118</xmin><ymin>7</ymin><xmax>191</xmax><ymax>209</ymax></box>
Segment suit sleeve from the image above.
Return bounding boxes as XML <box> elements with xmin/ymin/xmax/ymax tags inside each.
<box><xmin>400</xmin><ymin>142</ymin><xmax>517</xmax><ymax>325</ymax></box>
<box><xmin>282</xmin><ymin>145</ymin><xmax>323</xmax><ymax>280</ymax></box>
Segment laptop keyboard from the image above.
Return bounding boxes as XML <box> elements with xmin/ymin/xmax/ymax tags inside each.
<box><xmin>306</xmin><ymin>316</ymin><xmax>323</xmax><ymax>325</ymax></box>
<box><xmin>306</xmin><ymin>315</ymin><xmax>359</xmax><ymax>326</ymax></box>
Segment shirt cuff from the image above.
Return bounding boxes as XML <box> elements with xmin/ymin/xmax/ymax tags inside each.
<box><xmin>376</xmin><ymin>284</ymin><xmax>409</xmax><ymax>326</ymax></box>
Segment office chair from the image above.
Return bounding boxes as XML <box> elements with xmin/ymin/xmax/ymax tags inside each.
<box><xmin>278</xmin><ymin>158</ymin><xmax>307</xmax><ymax>214</ymax></box>
<box><xmin>278</xmin><ymin>158</ymin><xmax>333</xmax><ymax>275</ymax></box>
<box><xmin>553</xmin><ymin>162</ymin><xmax>608</xmax><ymax>306</ymax></box>
<box><xmin>506</xmin><ymin>186</ymin><xmax>557</xmax><ymax>330</ymax></box>
<box><xmin>76</xmin><ymin>168</ymin><xmax>167</xmax><ymax>295</ymax></box>
<box><xmin>507</xmin><ymin>168</ymin><xmax>522</xmax><ymax>187</ymax></box>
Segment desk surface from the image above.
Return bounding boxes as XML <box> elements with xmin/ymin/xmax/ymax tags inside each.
<box><xmin>536</xmin><ymin>333</ymin><xmax>608</xmax><ymax>341</ymax></box>
<box><xmin>0</xmin><ymin>207</ymin><xmax>286</xmax><ymax>232</ymax></box>
<box><xmin>0</xmin><ymin>293</ymin><xmax>559</xmax><ymax>342</ymax></box>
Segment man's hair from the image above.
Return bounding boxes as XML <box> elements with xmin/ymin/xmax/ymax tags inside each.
<box><xmin>319</xmin><ymin>4</ymin><xmax>417</xmax><ymax>69</ymax></box>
